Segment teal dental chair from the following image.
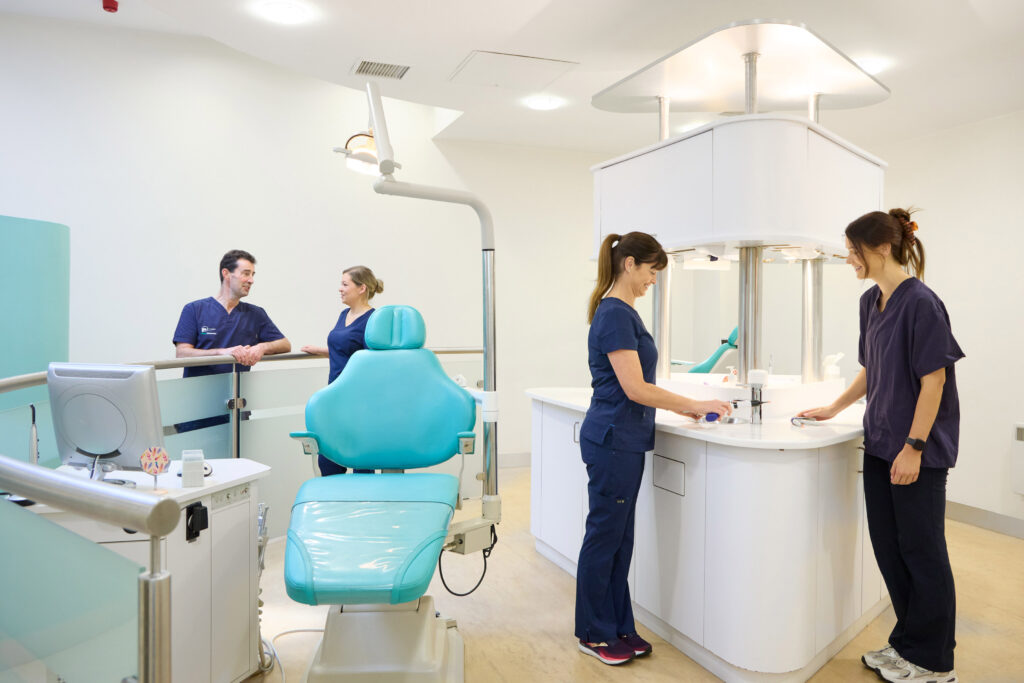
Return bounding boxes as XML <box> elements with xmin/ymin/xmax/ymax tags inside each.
<box><xmin>286</xmin><ymin>305</ymin><xmax>476</xmax><ymax>682</ymax></box>
<box><xmin>686</xmin><ymin>326</ymin><xmax>738</xmax><ymax>373</ymax></box>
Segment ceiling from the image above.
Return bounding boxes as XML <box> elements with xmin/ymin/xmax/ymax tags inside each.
<box><xmin>3</xmin><ymin>0</ymin><xmax>1023</xmax><ymax>157</ymax></box>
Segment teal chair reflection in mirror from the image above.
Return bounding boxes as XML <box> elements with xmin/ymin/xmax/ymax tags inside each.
<box><xmin>285</xmin><ymin>305</ymin><xmax>475</xmax><ymax>682</ymax></box>
<box><xmin>687</xmin><ymin>326</ymin><xmax>738</xmax><ymax>373</ymax></box>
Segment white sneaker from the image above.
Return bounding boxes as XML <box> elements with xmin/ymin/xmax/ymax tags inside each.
<box><xmin>878</xmin><ymin>657</ymin><xmax>958</xmax><ymax>682</ymax></box>
<box><xmin>862</xmin><ymin>645</ymin><xmax>900</xmax><ymax>670</ymax></box>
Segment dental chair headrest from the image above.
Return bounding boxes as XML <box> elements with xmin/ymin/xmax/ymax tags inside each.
<box><xmin>365</xmin><ymin>305</ymin><xmax>427</xmax><ymax>350</ymax></box>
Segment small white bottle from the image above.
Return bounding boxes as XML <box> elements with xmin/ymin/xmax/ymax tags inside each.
<box><xmin>181</xmin><ymin>449</ymin><xmax>206</xmax><ymax>488</ymax></box>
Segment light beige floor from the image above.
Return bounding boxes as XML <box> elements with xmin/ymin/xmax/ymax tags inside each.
<box><xmin>253</xmin><ymin>467</ymin><xmax>1024</xmax><ymax>683</ymax></box>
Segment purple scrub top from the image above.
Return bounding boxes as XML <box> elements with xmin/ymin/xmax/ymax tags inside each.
<box><xmin>580</xmin><ymin>297</ymin><xmax>658</xmax><ymax>453</ymax></box>
<box><xmin>859</xmin><ymin>277</ymin><xmax>964</xmax><ymax>468</ymax></box>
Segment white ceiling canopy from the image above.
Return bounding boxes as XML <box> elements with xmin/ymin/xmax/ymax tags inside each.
<box><xmin>592</xmin><ymin>20</ymin><xmax>890</xmax><ymax>115</ymax></box>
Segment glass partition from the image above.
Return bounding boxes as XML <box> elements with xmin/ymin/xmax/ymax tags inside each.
<box><xmin>0</xmin><ymin>500</ymin><xmax>141</xmax><ymax>683</ymax></box>
<box><xmin>0</xmin><ymin>400</ymin><xmax>59</xmax><ymax>468</ymax></box>
<box><xmin>158</xmin><ymin>373</ymin><xmax>234</xmax><ymax>460</ymax></box>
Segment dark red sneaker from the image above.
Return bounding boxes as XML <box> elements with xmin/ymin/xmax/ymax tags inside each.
<box><xmin>620</xmin><ymin>632</ymin><xmax>653</xmax><ymax>656</ymax></box>
<box><xmin>578</xmin><ymin>638</ymin><xmax>636</xmax><ymax>665</ymax></box>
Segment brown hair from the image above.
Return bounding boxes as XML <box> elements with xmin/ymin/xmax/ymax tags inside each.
<box><xmin>587</xmin><ymin>232</ymin><xmax>668</xmax><ymax>323</ymax></box>
<box><xmin>845</xmin><ymin>208</ymin><xmax>925</xmax><ymax>280</ymax></box>
<box><xmin>219</xmin><ymin>249</ymin><xmax>256</xmax><ymax>282</ymax></box>
<box><xmin>343</xmin><ymin>265</ymin><xmax>384</xmax><ymax>300</ymax></box>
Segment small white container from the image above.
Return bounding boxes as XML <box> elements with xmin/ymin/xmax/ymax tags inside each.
<box><xmin>181</xmin><ymin>449</ymin><xmax>206</xmax><ymax>488</ymax></box>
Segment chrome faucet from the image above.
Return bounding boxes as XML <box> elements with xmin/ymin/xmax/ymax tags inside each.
<box><xmin>747</xmin><ymin>369</ymin><xmax>768</xmax><ymax>425</ymax></box>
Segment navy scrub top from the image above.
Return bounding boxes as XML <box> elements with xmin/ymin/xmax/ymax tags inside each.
<box><xmin>859</xmin><ymin>277</ymin><xmax>965</xmax><ymax>467</ymax></box>
<box><xmin>173</xmin><ymin>297</ymin><xmax>285</xmax><ymax>377</ymax></box>
<box><xmin>327</xmin><ymin>307</ymin><xmax>373</xmax><ymax>383</ymax></box>
<box><xmin>580</xmin><ymin>297</ymin><xmax>659</xmax><ymax>452</ymax></box>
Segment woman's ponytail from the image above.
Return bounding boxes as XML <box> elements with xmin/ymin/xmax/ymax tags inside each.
<box><xmin>588</xmin><ymin>234</ymin><xmax>620</xmax><ymax>323</ymax></box>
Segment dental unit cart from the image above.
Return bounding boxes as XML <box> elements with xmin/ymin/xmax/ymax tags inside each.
<box><xmin>33</xmin><ymin>458</ymin><xmax>270</xmax><ymax>683</ymax></box>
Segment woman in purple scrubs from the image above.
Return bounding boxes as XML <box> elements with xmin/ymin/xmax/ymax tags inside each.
<box><xmin>798</xmin><ymin>209</ymin><xmax>963</xmax><ymax>683</ymax></box>
<box><xmin>575</xmin><ymin>232</ymin><xmax>731</xmax><ymax>666</ymax></box>
<box><xmin>302</xmin><ymin>265</ymin><xmax>383</xmax><ymax>475</ymax></box>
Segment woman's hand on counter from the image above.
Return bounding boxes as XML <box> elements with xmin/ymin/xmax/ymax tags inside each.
<box><xmin>796</xmin><ymin>405</ymin><xmax>839</xmax><ymax>421</ymax></box>
<box><xmin>301</xmin><ymin>345</ymin><xmax>328</xmax><ymax>355</ymax></box>
<box><xmin>685</xmin><ymin>399</ymin><xmax>733</xmax><ymax>418</ymax></box>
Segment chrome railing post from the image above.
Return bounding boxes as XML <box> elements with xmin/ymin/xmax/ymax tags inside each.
<box><xmin>139</xmin><ymin>535</ymin><xmax>171</xmax><ymax>683</ymax></box>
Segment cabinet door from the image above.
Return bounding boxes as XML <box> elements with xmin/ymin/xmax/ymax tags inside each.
<box><xmin>633</xmin><ymin>435</ymin><xmax>706</xmax><ymax>644</ymax></box>
<box><xmin>538</xmin><ymin>404</ymin><xmax>587</xmax><ymax>567</ymax></box>
<box><xmin>816</xmin><ymin>443</ymin><xmax>863</xmax><ymax>650</ymax></box>
<box><xmin>165</xmin><ymin>505</ymin><xmax>213</xmax><ymax>683</ymax></box>
<box><xmin>211</xmin><ymin>494</ymin><xmax>256</xmax><ymax>683</ymax></box>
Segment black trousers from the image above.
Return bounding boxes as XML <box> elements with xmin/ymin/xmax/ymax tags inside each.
<box><xmin>863</xmin><ymin>453</ymin><xmax>956</xmax><ymax>672</ymax></box>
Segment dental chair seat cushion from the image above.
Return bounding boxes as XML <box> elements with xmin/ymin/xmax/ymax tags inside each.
<box><xmin>285</xmin><ymin>472</ymin><xmax>459</xmax><ymax>606</ymax></box>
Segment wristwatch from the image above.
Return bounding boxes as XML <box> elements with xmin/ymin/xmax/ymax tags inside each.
<box><xmin>905</xmin><ymin>437</ymin><xmax>927</xmax><ymax>451</ymax></box>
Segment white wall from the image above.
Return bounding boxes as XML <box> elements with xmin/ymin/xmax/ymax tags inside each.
<box><xmin>0</xmin><ymin>14</ymin><xmax>601</xmax><ymax>458</ymax></box>
<box><xmin>879</xmin><ymin>110</ymin><xmax>1024</xmax><ymax>520</ymax></box>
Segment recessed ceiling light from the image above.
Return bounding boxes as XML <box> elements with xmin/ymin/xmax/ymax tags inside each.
<box><xmin>852</xmin><ymin>56</ymin><xmax>893</xmax><ymax>76</ymax></box>
<box><xmin>522</xmin><ymin>95</ymin><xmax>565</xmax><ymax>111</ymax></box>
<box><xmin>252</xmin><ymin>0</ymin><xmax>316</xmax><ymax>25</ymax></box>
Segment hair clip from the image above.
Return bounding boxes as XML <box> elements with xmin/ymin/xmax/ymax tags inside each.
<box><xmin>908</xmin><ymin>221</ymin><xmax>918</xmax><ymax>232</ymax></box>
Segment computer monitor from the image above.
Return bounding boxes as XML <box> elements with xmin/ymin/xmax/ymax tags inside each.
<box><xmin>47</xmin><ymin>362</ymin><xmax>165</xmax><ymax>482</ymax></box>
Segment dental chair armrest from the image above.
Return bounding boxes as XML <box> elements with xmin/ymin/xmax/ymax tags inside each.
<box><xmin>290</xmin><ymin>431</ymin><xmax>321</xmax><ymax>457</ymax></box>
<box><xmin>457</xmin><ymin>431</ymin><xmax>475</xmax><ymax>455</ymax></box>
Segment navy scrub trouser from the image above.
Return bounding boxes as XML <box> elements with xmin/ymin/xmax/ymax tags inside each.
<box><xmin>863</xmin><ymin>453</ymin><xmax>956</xmax><ymax>672</ymax></box>
<box><xmin>574</xmin><ymin>438</ymin><xmax>645</xmax><ymax>643</ymax></box>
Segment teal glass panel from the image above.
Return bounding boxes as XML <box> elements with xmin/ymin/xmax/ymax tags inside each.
<box><xmin>0</xmin><ymin>216</ymin><xmax>69</xmax><ymax>413</ymax></box>
<box><xmin>157</xmin><ymin>373</ymin><xmax>233</xmax><ymax>425</ymax></box>
<box><xmin>0</xmin><ymin>501</ymin><xmax>141</xmax><ymax>682</ymax></box>
<box><xmin>0</xmin><ymin>401</ymin><xmax>60</xmax><ymax>468</ymax></box>
<box><xmin>240</xmin><ymin>365</ymin><xmax>326</xmax><ymax>413</ymax></box>
<box><xmin>157</xmin><ymin>373</ymin><xmax>233</xmax><ymax>460</ymax></box>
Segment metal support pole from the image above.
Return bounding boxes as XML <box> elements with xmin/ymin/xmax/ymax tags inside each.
<box><xmin>650</xmin><ymin>95</ymin><xmax>673</xmax><ymax>379</ymax></box>
<box><xmin>808</xmin><ymin>93</ymin><xmax>821</xmax><ymax>123</ymax></box>
<box><xmin>139</xmin><ymin>536</ymin><xmax>171</xmax><ymax>683</ymax></box>
<box><xmin>230</xmin><ymin>367</ymin><xmax>240</xmax><ymax>459</ymax></box>
<box><xmin>801</xmin><ymin>258</ymin><xmax>824</xmax><ymax>382</ymax></box>
<box><xmin>482</xmin><ymin>249</ymin><xmax>498</xmax><ymax>498</ymax></box>
<box><xmin>651</xmin><ymin>260</ymin><xmax>673</xmax><ymax>379</ymax></box>
<box><xmin>738</xmin><ymin>246</ymin><xmax>763</xmax><ymax>384</ymax></box>
<box><xmin>743</xmin><ymin>52</ymin><xmax>759</xmax><ymax>115</ymax></box>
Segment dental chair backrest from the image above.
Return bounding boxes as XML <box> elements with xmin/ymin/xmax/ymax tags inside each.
<box><xmin>688</xmin><ymin>326</ymin><xmax>739</xmax><ymax>374</ymax></box>
<box><xmin>303</xmin><ymin>305</ymin><xmax>475</xmax><ymax>470</ymax></box>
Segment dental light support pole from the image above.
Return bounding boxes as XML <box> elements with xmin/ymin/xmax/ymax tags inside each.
<box><xmin>651</xmin><ymin>95</ymin><xmax>673</xmax><ymax>380</ymax></box>
<box><xmin>362</xmin><ymin>83</ymin><xmax>501</xmax><ymax>530</ymax></box>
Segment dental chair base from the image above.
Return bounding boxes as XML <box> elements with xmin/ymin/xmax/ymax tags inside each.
<box><xmin>304</xmin><ymin>596</ymin><xmax>464</xmax><ymax>683</ymax></box>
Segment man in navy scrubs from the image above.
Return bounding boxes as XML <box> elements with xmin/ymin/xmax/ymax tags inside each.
<box><xmin>172</xmin><ymin>249</ymin><xmax>291</xmax><ymax>428</ymax></box>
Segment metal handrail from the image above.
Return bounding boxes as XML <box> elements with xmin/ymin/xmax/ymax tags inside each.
<box><xmin>0</xmin><ymin>348</ymin><xmax>484</xmax><ymax>396</ymax></box>
<box><xmin>0</xmin><ymin>454</ymin><xmax>179</xmax><ymax>536</ymax></box>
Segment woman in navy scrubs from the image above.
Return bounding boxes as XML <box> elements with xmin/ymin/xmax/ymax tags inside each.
<box><xmin>302</xmin><ymin>265</ymin><xmax>383</xmax><ymax>476</ymax></box>
<box><xmin>798</xmin><ymin>209</ymin><xmax>963</xmax><ymax>683</ymax></box>
<box><xmin>576</xmin><ymin>231</ymin><xmax>731</xmax><ymax>666</ymax></box>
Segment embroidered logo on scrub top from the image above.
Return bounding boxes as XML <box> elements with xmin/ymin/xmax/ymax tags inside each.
<box><xmin>200</xmin><ymin>326</ymin><xmax>217</xmax><ymax>336</ymax></box>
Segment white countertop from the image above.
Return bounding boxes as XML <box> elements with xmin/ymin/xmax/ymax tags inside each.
<box><xmin>31</xmin><ymin>457</ymin><xmax>271</xmax><ymax>513</ymax></box>
<box><xmin>526</xmin><ymin>387</ymin><xmax>864</xmax><ymax>450</ymax></box>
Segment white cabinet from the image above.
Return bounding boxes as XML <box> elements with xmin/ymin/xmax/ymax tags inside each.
<box><xmin>633</xmin><ymin>433</ymin><xmax>706</xmax><ymax>644</ymax></box>
<box><xmin>592</xmin><ymin>115</ymin><xmax>886</xmax><ymax>254</ymax></box>
<box><xmin>534</xmin><ymin>402</ymin><xmax>588</xmax><ymax>571</ymax></box>
<box><xmin>37</xmin><ymin>460</ymin><xmax>267</xmax><ymax>683</ymax></box>
<box><xmin>595</xmin><ymin>131</ymin><xmax>713</xmax><ymax>251</ymax></box>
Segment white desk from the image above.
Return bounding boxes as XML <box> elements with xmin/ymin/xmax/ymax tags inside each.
<box><xmin>34</xmin><ymin>458</ymin><xmax>270</xmax><ymax>683</ymax></box>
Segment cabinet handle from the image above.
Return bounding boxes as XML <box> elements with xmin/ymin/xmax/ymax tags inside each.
<box><xmin>573</xmin><ymin>421</ymin><xmax>580</xmax><ymax>444</ymax></box>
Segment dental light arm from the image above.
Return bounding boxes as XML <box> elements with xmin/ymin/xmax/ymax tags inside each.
<box><xmin>359</xmin><ymin>82</ymin><xmax>501</xmax><ymax>554</ymax></box>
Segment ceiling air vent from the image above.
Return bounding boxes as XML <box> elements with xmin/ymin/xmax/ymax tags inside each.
<box><xmin>353</xmin><ymin>61</ymin><xmax>410</xmax><ymax>80</ymax></box>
